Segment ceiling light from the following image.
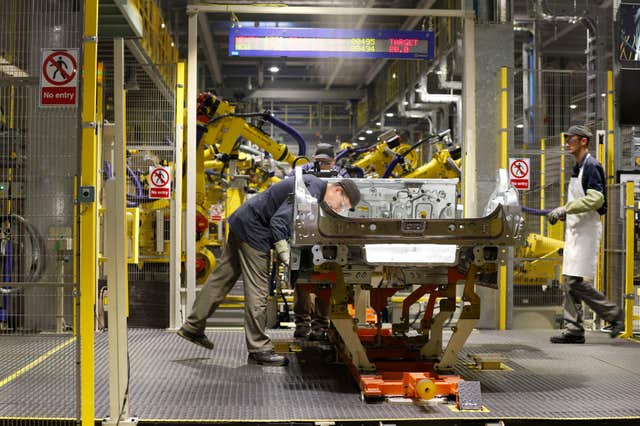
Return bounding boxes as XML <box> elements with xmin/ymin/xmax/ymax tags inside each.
<box><xmin>403</xmin><ymin>101</ymin><xmax>409</xmax><ymax>106</ymax></box>
<box><xmin>385</xmin><ymin>112</ymin><xmax>394</xmax><ymax>118</ymax></box>
<box><xmin>352</xmin><ymin>143</ymin><xmax>359</xmax><ymax>147</ymax></box>
<box><xmin>358</xmin><ymin>136</ymin><xmax>366</xmax><ymax>141</ymax></box>
<box><xmin>569</xmin><ymin>104</ymin><xmax>577</xmax><ymax>109</ymax></box>
<box><xmin>601</xmin><ymin>93</ymin><xmax>606</xmax><ymax>97</ymax></box>
<box><xmin>375</xmin><ymin>122</ymin><xmax>381</xmax><ymax>126</ymax></box>
<box><xmin>161</xmin><ymin>22</ymin><xmax>165</xmax><ymax>29</ymax></box>
<box><xmin>392</xmin><ymin>72</ymin><xmax>397</xmax><ymax>79</ymax></box>
<box><xmin>0</xmin><ymin>56</ymin><xmax>29</xmax><ymax>77</ymax></box>
<box><xmin>516</xmin><ymin>124</ymin><xmax>524</xmax><ymax>128</ymax></box>
<box><xmin>365</xmin><ymin>129</ymin><xmax>373</xmax><ymax>134</ymax></box>
<box><xmin>171</xmin><ymin>42</ymin><xmax>174</xmax><ymax>47</ymax></box>
<box><xmin>269</xmin><ymin>66</ymin><xmax>280</xmax><ymax>73</ymax></box>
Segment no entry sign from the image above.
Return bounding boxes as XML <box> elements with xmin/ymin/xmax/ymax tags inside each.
<box><xmin>509</xmin><ymin>157</ymin><xmax>530</xmax><ymax>190</ymax></box>
<box><xmin>149</xmin><ymin>166</ymin><xmax>172</xmax><ymax>199</ymax></box>
<box><xmin>40</xmin><ymin>49</ymin><xmax>78</xmax><ymax>107</ymax></box>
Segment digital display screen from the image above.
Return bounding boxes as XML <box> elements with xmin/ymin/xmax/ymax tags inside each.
<box><xmin>229</xmin><ymin>28</ymin><xmax>434</xmax><ymax>59</ymax></box>
<box><xmin>617</xmin><ymin>3</ymin><xmax>640</xmax><ymax>67</ymax></box>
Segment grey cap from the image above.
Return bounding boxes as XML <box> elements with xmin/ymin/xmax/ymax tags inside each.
<box><xmin>336</xmin><ymin>179</ymin><xmax>361</xmax><ymax>207</ymax></box>
<box><xmin>314</xmin><ymin>143</ymin><xmax>335</xmax><ymax>160</ymax></box>
<box><xmin>565</xmin><ymin>125</ymin><xmax>593</xmax><ymax>140</ymax></box>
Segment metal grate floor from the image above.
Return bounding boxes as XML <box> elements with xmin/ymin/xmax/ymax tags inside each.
<box><xmin>1</xmin><ymin>328</ymin><xmax>640</xmax><ymax>422</ymax></box>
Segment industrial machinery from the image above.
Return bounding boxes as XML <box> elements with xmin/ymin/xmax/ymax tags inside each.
<box><xmin>289</xmin><ymin>168</ymin><xmax>523</xmax><ymax>403</ymax></box>
<box><xmin>126</xmin><ymin>93</ymin><xmax>308</xmax><ymax>283</ymax></box>
<box><xmin>336</xmin><ymin>129</ymin><xmax>461</xmax><ymax>180</ymax></box>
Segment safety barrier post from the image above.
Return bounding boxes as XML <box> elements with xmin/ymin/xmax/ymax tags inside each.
<box><xmin>623</xmin><ymin>181</ymin><xmax>635</xmax><ymax>338</ymax></box>
<box><xmin>170</xmin><ymin>62</ymin><xmax>185</xmax><ymax>329</ymax></box>
<box><xmin>80</xmin><ymin>0</ymin><xmax>98</xmax><ymax>424</ymax></box>
<box><xmin>606</xmin><ymin>71</ymin><xmax>615</xmax><ymax>298</ymax></box>
<box><xmin>498</xmin><ymin>66</ymin><xmax>508</xmax><ymax>331</ymax></box>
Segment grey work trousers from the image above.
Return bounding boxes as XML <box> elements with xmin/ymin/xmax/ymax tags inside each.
<box><xmin>182</xmin><ymin>230</ymin><xmax>272</xmax><ymax>353</ymax></box>
<box><xmin>562</xmin><ymin>274</ymin><xmax>623</xmax><ymax>336</ymax></box>
<box><xmin>293</xmin><ymin>285</ymin><xmax>330</xmax><ymax>332</ymax></box>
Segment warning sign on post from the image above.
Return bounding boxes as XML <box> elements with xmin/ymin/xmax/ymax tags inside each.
<box><xmin>40</xmin><ymin>49</ymin><xmax>78</xmax><ymax>107</ymax></box>
<box><xmin>509</xmin><ymin>158</ymin><xmax>530</xmax><ymax>190</ymax></box>
<box><xmin>149</xmin><ymin>166</ymin><xmax>172</xmax><ymax>199</ymax></box>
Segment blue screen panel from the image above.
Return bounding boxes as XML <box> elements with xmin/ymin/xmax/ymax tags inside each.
<box><xmin>228</xmin><ymin>27</ymin><xmax>434</xmax><ymax>60</ymax></box>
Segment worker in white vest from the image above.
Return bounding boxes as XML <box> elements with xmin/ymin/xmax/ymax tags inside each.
<box><xmin>547</xmin><ymin>125</ymin><xmax>624</xmax><ymax>343</ymax></box>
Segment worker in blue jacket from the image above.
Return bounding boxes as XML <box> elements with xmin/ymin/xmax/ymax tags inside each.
<box><xmin>178</xmin><ymin>173</ymin><xmax>361</xmax><ymax>365</ymax></box>
<box><xmin>547</xmin><ymin>125</ymin><xmax>624</xmax><ymax>343</ymax></box>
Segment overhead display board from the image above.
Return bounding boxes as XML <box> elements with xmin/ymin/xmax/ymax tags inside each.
<box><xmin>229</xmin><ymin>27</ymin><xmax>434</xmax><ymax>59</ymax></box>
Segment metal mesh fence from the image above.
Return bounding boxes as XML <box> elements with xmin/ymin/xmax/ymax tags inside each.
<box><xmin>96</xmin><ymin>37</ymin><xmax>178</xmax><ymax>330</ymax></box>
<box><xmin>122</xmin><ymin>61</ymin><xmax>176</xmax><ymax>330</ymax></box>
<box><xmin>509</xmin><ymin>68</ymin><xmax>627</xmax><ymax>331</ymax></box>
<box><xmin>0</xmin><ymin>0</ymin><xmax>80</xmax><ymax>421</ymax></box>
<box><xmin>511</xmin><ymin>69</ymin><xmax>586</xmax><ymax>308</ymax></box>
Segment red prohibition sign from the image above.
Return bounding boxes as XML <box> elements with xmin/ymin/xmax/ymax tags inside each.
<box><xmin>151</xmin><ymin>168</ymin><xmax>169</xmax><ymax>187</ymax></box>
<box><xmin>510</xmin><ymin>160</ymin><xmax>528</xmax><ymax>178</ymax></box>
<box><xmin>43</xmin><ymin>51</ymin><xmax>77</xmax><ymax>85</ymax></box>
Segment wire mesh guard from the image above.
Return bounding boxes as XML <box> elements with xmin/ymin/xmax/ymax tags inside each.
<box><xmin>509</xmin><ymin>69</ymin><xmax>630</xmax><ymax>333</ymax></box>
<box><xmin>104</xmin><ymin>60</ymin><xmax>177</xmax><ymax>329</ymax></box>
<box><xmin>0</xmin><ymin>0</ymin><xmax>82</xmax><ymax>421</ymax></box>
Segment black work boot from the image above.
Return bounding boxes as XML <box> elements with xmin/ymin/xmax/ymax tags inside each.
<box><xmin>248</xmin><ymin>351</ymin><xmax>289</xmax><ymax>366</ymax></box>
<box><xmin>308</xmin><ymin>329</ymin><xmax>328</xmax><ymax>342</ymax></box>
<box><xmin>608</xmin><ymin>320</ymin><xmax>625</xmax><ymax>339</ymax></box>
<box><xmin>293</xmin><ymin>324</ymin><xmax>310</xmax><ymax>339</ymax></box>
<box><xmin>550</xmin><ymin>333</ymin><xmax>585</xmax><ymax>344</ymax></box>
<box><xmin>177</xmin><ymin>327</ymin><xmax>214</xmax><ymax>350</ymax></box>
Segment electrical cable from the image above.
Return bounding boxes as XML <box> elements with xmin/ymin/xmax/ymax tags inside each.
<box><xmin>0</xmin><ymin>214</ymin><xmax>45</xmax><ymax>282</ymax></box>
<box><xmin>382</xmin><ymin>129</ymin><xmax>452</xmax><ymax>178</ymax></box>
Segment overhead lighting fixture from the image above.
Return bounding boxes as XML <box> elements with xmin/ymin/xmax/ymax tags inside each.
<box><xmin>0</xmin><ymin>56</ymin><xmax>29</xmax><ymax>77</ymax></box>
<box><xmin>516</xmin><ymin>124</ymin><xmax>524</xmax><ymax>128</ymax></box>
<box><xmin>365</xmin><ymin>129</ymin><xmax>373</xmax><ymax>134</ymax></box>
<box><xmin>358</xmin><ymin>136</ymin><xmax>366</xmax><ymax>141</ymax></box>
<box><xmin>569</xmin><ymin>104</ymin><xmax>577</xmax><ymax>109</ymax></box>
<box><xmin>601</xmin><ymin>93</ymin><xmax>606</xmax><ymax>97</ymax></box>
<box><xmin>171</xmin><ymin>42</ymin><xmax>174</xmax><ymax>47</ymax></box>
<box><xmin>402</xmin><ymin>101</ymin><xmax>409</xmax><ymax>106</ymax></box>
<box><xmin>269</xmin><ymin>65</ymin><xmax>280</xmax><ymax>73</ymax></box>
<box><xmin>385</xmin><ymin>112</ymin><xmax>394</xmax><ymax>118</ymax></box>
<box><xmin>352</xmin><ymin>142</ymin><xmax>359</xmax><ymax>147</ymax></box>
<box><xmin>161</xmin><ymin>22</ymin><xmax>165</xmax><ymax>29</ymax></box>
<box><xmin>392</xmin><ymin>72</ymin><xmax>397</xmax><ymax>79</ymax></box>
<box><xmin>375</xmin><ymin>121</ymin><xmax>382</xmax><ymax>126</ymax></box>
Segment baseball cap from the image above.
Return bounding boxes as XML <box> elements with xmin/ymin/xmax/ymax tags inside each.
<box><xmin>565</xmin><ymin>125</ymin><xmax>593</xmax><ymax>139</ymax></box>
<box><xmin>314</xmin><ymin>143</ymin><xmax>335</xmax><ymax>160</ymax></box>
<box><xmin>336</xmin><ymin>179</ymin><xmax>361</xmax><ymax>207</ymax></box>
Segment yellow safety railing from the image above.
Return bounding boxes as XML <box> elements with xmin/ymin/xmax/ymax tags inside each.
<box><xmin>135</xmin><ymin>0</ymin><xmax>179</xmax><ymax>86</ymax></box>
<box><xmin>80</xmin><ymin>1</ymin><xmax>99</xmax><ymax>424</ymax></box>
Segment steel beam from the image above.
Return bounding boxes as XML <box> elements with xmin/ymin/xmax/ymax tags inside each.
<box><xmin>187</xmin><ymin>4</ymin><xmax>473</xmax><ymax>18</ymax></box>
<box><xmin>197</xmin><ymin>13</ymin><xmax>223</xmax><ymax>85</ymax></box>
<box><xmin>247</xmin><ymin>88</ymin><xmax>364</xmax><ymax>101</ymax></box>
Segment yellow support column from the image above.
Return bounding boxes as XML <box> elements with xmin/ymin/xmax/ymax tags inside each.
<box><xmin>623</xmin><ymin>181</ymin><xmax>635</xmax><ymax>338</ymax></box>
<box><xmin>498</xmin><ymin>67</ymin><xmax>508</xmax><ymax>331</ymax></box>
<box><xmin>540</xmin><ymin>138</ymin><xmax>545</xmax><ymax>235</ymax></box>
<box><xmin>80</xmin><ymin>1</ymin><xmax>98</xmax><ymax>425</ymax></box>
<box><xmin>606</xmin><ymin>70</ymin><xmax>615</xmax><ymax>298</ymax></box>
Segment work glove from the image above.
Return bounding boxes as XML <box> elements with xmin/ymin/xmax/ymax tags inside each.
<box><xmin>274</xmin><ymin>239</ymin><xmax>290</xmax><ymax>265</ymax></box>
<box><xmin>547</xmin><ymin>206</ymin><xmax>566</xmax><ymax>225</ymax></box>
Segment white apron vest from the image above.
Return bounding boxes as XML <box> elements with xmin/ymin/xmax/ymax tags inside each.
<box><xmin>561</xmin><ymin>153</ymin><xmax>601</xmax><ymax>280</ymax></box>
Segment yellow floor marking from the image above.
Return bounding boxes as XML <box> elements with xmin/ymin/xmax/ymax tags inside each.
<box><xmin>0</xmin><ymin>337</ymin><xmax>75</xmax><ymax>388</ymax></box>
